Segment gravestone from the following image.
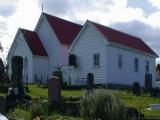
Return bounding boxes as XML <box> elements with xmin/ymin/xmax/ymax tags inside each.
<box><xmin>86</xmin><ymin>73</ymin><xmax>94</xmax><ymax>95</ymax></box>
<box><xmin>0</xmin><ymin>96</ymin><xmax>5</xmax><ymax>114</ymax></box>
<box><xmin>149</xmin><ymin>104</ymin><xmax>160</xmax><ymax>110</ymax></box>
<box><xmin>48</xmin><ymin>76</ymin><xmax>61</xmax><ymax>103</ymax></box>
<box><xmin>11</xmin><ymin>56</ymin><xmax>25</xmax><ymax>97</ymax></box>
<box><xmin>87</xmin><ymin>73</ymin><xmax>94</xmax><ymax>90</ymax></box>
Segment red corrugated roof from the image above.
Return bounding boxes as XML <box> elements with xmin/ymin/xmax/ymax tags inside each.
<box><xmin>44</xmin><ymin>13</ymin><xmax>82</xmax><ymax>45</ymax></box>
<box><xmin>90</xmin><ymin>21</ymin><xmax>158</xmax><ymax>56</ymax></box>
<box><xmin>20</xmin><ymin>29</ymin><xmax>48</xmax><ymax>57</ymax></box>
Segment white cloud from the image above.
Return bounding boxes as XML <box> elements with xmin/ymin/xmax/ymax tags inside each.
<box><xmin>147</xmin><ymin>0</ymin><xmax>160</xmax><ymax>9</ymax></box>
<box><xmin>8</xmin><ymin>0</ymin><xmax>40</xmax><ymax>35</ymax></box>
<box><xmin>0</xmin><ymin>0</ymin><xmax>41</xmax><ymax>62</ymax></box>
<box><xmin>142</xmin><ymin>11</ymin><xmax>160</xmax><ymax>27</ymax></box>
<box><xmin>72</xmin><ymin>0</ymin><xmax>144</xmax><ymax>27</ymax></box>
<box><xmin>0</xmin><ymin>0</ymin><xmax>18</xmax><ymax>17</ymax></box>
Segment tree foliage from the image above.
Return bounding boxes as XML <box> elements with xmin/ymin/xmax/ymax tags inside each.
<box><xmin>157</xmin><ymin>64</ymin><xmax>160</xmax><ymax>75</ymax></box>
<box><xmin>0</xmin><ymin>58</ymin><xmax>5</xmax><ymax>82</ymax></box>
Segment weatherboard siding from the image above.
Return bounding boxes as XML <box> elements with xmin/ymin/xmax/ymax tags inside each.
<box><xmin>106</xmin><ymin>45</ymin><xmax>156</xmax><ymax>87</ymax></box>
<box><xmin>33</xmin><ymin>56</ymin><xmax>49</xmax><ymax>83</ymax></box>
<box><xmin>8</xmin><ymin>32</ymin><xmax>33</xmax><ymax>83</ymax></box>
<box><xmin>70</xmin><ymin>22</ymin><xmax>156</xmax><ymax>87</ymax></box>
<box><xmin>70</xmin><ymin>24</ymin><xmax>107</xmax><ymax>84</ymax></box>
<box><xmin>60</xmin><ymin>44</ymin><xmax>69</xmax><ymax>66</ymax></box>
<box><xmin>36</xmin><ymin>16</ymin><xmax>61</xmax><ymax>77</ymax></box>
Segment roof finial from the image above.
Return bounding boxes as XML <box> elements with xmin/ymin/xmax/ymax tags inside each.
<box><xmin>42</xmin><ymin>2</ymin><xmax>43</xmax><ymax>13</ymax></box>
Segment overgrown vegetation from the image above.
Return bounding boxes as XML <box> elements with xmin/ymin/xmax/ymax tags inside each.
<box><xmin>80</xmin><ymin>89</ymin><xmax>126</xmax><ymax>120</ymax></box>
<box><xmin>132</xmin><ymin>82</ymin><xmax>141</xmax><ymax>96</ymax></box>
<box><xmin>0</xmin><ymin>58</ymin><xmax>9</xmax><ymax>93</ymax></box>
<box><xmin>28</xmin><ymin>98</ymin><xmax>49</xmax><ymax>119</ymax></box>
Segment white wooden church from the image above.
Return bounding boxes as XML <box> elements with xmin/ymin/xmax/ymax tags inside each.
<box><xmin>7</xmin><ymin>12</ymin><xmax>158</xmax><ymax>88</ymax></box>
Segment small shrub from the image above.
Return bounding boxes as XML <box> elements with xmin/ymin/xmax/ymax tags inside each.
<box><xmin>132</xmin><ymin>82</ymin><xmax>141</xmax><ymax>96</ymax></box>
<box><xmin>80</xmin><ymin>89</ymin><xmax>126</xmax><ymax>120</ymax></box>
<box><xmin>126</xmin><ymin>107</ymin><xmax>144</xmax><ymax>119</ymax></box>
<box><xmin>28</xmin><ymin>98</ymin><xmax>49</xmax><ymax>119</ymax></box>
<box><xmin>62</xmin><ymin>82</ymin><xmax>68</xmax><ymax>88</ymax></box>
<box><xmin>24</xmin><ymin>86</ymin><xmax>30</xmax><ymax>93</ymax></box>
<box><xmin>0</xmin><ymin>84</ymin><xmax>8</xmax><ymax>93</ymax></box>
<box><xmin>150</xmin><ymin>87</ymin><xmax>160</xmax><ymax>97</ymax></box>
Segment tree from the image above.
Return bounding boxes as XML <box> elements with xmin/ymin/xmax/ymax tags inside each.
<box><xmin>0</xmin><ymin>42</ymin><xmax>3</xmax><ymax>52</ymax></box>
<box><xmin>0</xmin><ymin>58</ymin><xmax>5</xmax><ymax>83</ymax></box>
<box><xmin>157</xmin><ymin>64</ymin><xmax>160</xmax><ymax>70</ymax></box>
<box><xmin>156</xmin><ymin>64</ymin><xmax>160</xmax><ymax>75</ymax></box>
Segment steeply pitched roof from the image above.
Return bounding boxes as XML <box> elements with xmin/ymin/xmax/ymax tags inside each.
<box><xmin>89</xmin><ymin>21</ymin><xmax>158</xmax><ymax>56</ymax></box>
<box><xmin>43</xmin><ymin>13</ymin><xmax>82</xmax><ymax>45</ymax></box>
<box><xmin>20</xmin><ymin>29</ymin><xmax>48</xmax><ymax>57</ymax></box>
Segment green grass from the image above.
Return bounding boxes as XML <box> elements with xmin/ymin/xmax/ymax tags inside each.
<box><xmin>117</xmin><ymin>90</ymin><xmax>160</xmax><ymax>109</ymax></box>
<box><xmin>142</xmin><ymin>110</ymin><xmax>160</xmax><ymax>118</ymax></box>
<box><xmin>6</xmin><ymin>109</ymin><xmax>30</xmax><ymax>120</ymax></box>
<box><xmin>27</xmin><ymin>84</ymin><xmax>84</xmax><ymax>98</ymax></box>
<box><xmin>62</xmin><ymin>89</ymin><xmax>84</xmax><ymax>97</ymax></box>
<box><xmin>110</xmin><ymin>90</ymin><xmax>160</xmax><ymax>117</ymax></box>
<box><xmin>0</xmin><ymin>92</ymin><xmax>6</xmax><ymax>96</ymax></box>
<box><xmin>27</xmin><ymin>84</ymin><xmax>48</xmax><ymax>98</ymax></box>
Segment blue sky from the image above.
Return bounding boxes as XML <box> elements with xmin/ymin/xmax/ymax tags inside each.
<box><xmin>0</xmin><ymin>0</ymin><xmax>160</xmax><ymax>63</ymax></box>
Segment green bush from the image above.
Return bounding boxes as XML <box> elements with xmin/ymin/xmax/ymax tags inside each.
<box><xmin>28</xmin><ymin>98</ymin><xmax>49</xmax><ymax>119</ymax></box>
<box><xmin>133</xmin><ymin>82</ymin><xmax>141</xmax><ymax>96</ymax></box>
<box><xmin>80</xmin><ymin>89</ymin><xmax>126</xmax><ymax>120</ymax></box>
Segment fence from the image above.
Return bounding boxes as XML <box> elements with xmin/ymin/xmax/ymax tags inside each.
<box><xmin>75</xmin><ymin>78</ymin><xmax>87</xmax><ymax>85</ymax></box>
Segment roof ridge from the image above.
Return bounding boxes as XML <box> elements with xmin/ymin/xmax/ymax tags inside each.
<box><xmin>42</xmin><ymin>12</ymin><xmax>82</xmax><ymax>45</ymax></box>
<box><xmin>19</xmin><ymin>28</ymin><xmax>33</xmax><ymax>32</ymax></box>
<box><xmin>88</xmin><ymin>20</ymin><xmax>142</xmax><ymax>41</ymax></box>
<box><xmin>43</xmin><ymin>12</ymin><xmax>82</xmax><ymax>27</ymax></box>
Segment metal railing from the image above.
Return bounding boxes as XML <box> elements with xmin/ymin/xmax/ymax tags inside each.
<box><xmin>75</xmin><ymin>78</ymin><xmax>87</xmax><ymax>85</ymax></box>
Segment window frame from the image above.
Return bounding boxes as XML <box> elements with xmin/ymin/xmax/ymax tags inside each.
<box><xmin>145</xmin><ymin>60</ymin><xmax>149</xmax><ymax>73</ymax></box>
<box><xmin>93</xmin><ymin>53</ymin><xmax>100</xmax><ymax>67</ymax></box>
<box><xmin>134</xmin><ymin>58</ymin><xmax>139</xmax><ymax>72</ymax></box>
<box><xmin>118</xmin><ymin>54</ymin><xmax>123</xmax><ymax>69</ymax></box>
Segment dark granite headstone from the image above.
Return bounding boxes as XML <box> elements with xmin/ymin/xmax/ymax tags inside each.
<box><xmin>11</xmin><ymin>56</ymin><xmax>25</xmax><ymax>97</ymax></box>
<box><xmin>48</xmin><ymin>76</ymin><xmax>61</xmax><ymax>103</ymax></box>
<box><xmin>0</xmin><ymin>96</ymin><xmax>5</xmax><ymax>114</ymax></box>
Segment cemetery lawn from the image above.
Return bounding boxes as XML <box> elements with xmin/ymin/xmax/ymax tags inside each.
<box><xmin>27</xmin><ymin>84</ymin><xmax>84</xmax><ymax>98</ymax></box>
<box><xmin>2</xmin><ymin>84</ymin><xmax>160</xmax><ymax>119</ymax></box>
<box><xmin>27</xmin><ymin>84</ymin><xmax>160</xmax><ymax>117</ymax></box>
<box><xmin>0</xmin><ymin>92</ymin><xmax>6</xmax><ymax>96</ymax></box>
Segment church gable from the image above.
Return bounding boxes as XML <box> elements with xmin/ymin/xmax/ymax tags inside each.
<box><xmin>20</xmin><ymin>29</ymin><xmax>48</xmax><ymax>57</ymax></box>
<box><xmin>43</xmin><ymin>13</ymin><xmax>82</xmax><ymax>45</ymax></box>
